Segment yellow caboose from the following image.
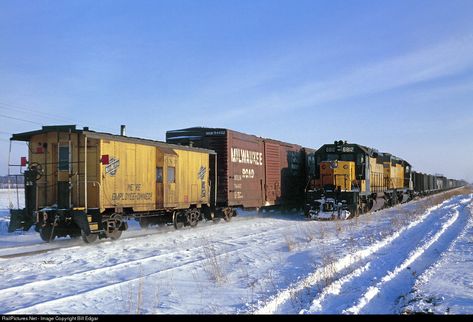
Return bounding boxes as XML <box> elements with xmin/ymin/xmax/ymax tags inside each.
<box><xmin>9</xmin><ymin>125</ymin><xmax>216</xmax><ymax>242</ymax></box>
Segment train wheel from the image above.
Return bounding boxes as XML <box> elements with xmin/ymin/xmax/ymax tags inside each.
<box><xmin>208</xmin><ymin>210</ymin><xmax>220</xmax><ymax>223</ymax></box>
<box><xmin>187</xmin><ymin>209</ymin><xmax>200</xmax><ymax>228</ymax></box>
<box><xmin>103</xmin><ymin>215</ymin><xmax>124</xmax><ymax>240</ymax></box>
<box><xmin>223</xmin><ymin>208</ymin><xmax>233</xmax><ymax>222</ymax></box>
<box><xmin>173</xmin><ymin>211</ymin><xmax>185</xmax><ymax>230</ymax></box>
<box><xmin>81</xmin><ymin>231</ymin><xmax>98</xmax><ymax>243</ymax></box>
<box><xmin>139</xmin><ymin>217</ymin><xmax>150</xmax><ymax>229</ymax></box>
<box><xmin>39</xmin><ymin>227</ymin><xmax>55</xmax><ymax>242</ymax></box>
<box><xmin>108</xmin><ymin>229</ymin><xmax>122</xmax><ymax>240</ymax></box>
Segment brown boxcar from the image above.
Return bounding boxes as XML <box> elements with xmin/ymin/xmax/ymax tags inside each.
<box><xmin>263</xmin><ymin>139</ymin><xmax>304</xmax><ymax>207</ymax></box>
<box><xmin>166</xmin><ymin>127</ymin><xmax>265</xmax><ymax>208</ymax></box>
<box><xmin>166</xmin><ymin>127</ymin><xmax>306</xmax><ymax>210</ymax></box>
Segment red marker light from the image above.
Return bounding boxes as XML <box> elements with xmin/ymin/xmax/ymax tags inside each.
<box><xmin>101</xmin><ymin>155</ymin><xmax>109</xmax><ymax>165</ymax></box>
<box><xmin>21</xmin><ymin>157</ymin><xmax>27</xmax><ymax>167</ymax></box>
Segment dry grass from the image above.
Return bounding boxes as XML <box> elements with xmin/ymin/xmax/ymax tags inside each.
<box><xmin>297</xmin><ymin>223</ymin><xmax>317</xmax><ymax>243</ymax></box>
<box><xmin>320</xmin><ymin>252</ymin><xmax>337</xmax><ymax>289</ymax></box>
<box><xmin>318</xmin><ymin>223</ymin><xmax>327</xmax><ymax>240</ymax></box>
<box><xmin>284</xmin><ymin>233</ymin><xmax>297</xmax><ymax>251</ymax></box>
<box><xmin>201</xmin><ymin>238</ymin><xmax>228</xmax><ymax>284</ymax></box>
<box><xmin>335</xmin><ymin>218</ymin><xmax>343</xmax><ymax>237</ymax></box>
<box><xmin>118</xmin><ymin>265</ymin><xmax>145</xmax><ymax>314</ymax></box>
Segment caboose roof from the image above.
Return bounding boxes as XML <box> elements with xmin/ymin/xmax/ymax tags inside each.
<box><xmin>11</xmin><ymin>125</ymin><xmax>216</xmax><ymax>155</ymax></box>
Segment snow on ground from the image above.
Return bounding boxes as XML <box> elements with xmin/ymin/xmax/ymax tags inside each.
<box><xmin>403</xmin><ymin>201</ymin><xmax>473</xmax><ymax>314</ymax></box>
<box><xmin>0</xmin><ymin>188</ymin><xmax>472</xmax><ymax>314</ymax></box>
<box><xmin>0</xmin><ymin>188</ymin><xmax>24</xmax><ymax>233</ymax></box>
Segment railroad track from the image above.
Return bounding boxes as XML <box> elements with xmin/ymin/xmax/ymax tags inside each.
<box><xmin>1</xmin><ymin>214</ymin><xmax>300</xmax><ymax>314</ymax></box>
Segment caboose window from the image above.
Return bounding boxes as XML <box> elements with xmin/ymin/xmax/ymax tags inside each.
<box><xmin>167</xmin><ymin>167</ymin><xmax>176</xmax><ymax>183</ymax></box>
<box><xmin>156</xmin><ymin>167</ymin><xmax>163</xmax><ymax>183</ymax></box>
<box><xmin>58</xmin><ymin>146</ymin><xmax>69</xmax><ymax>171</ymax></box>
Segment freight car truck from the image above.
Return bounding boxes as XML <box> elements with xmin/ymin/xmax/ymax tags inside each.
<box><xmin>8</xmin><ymin>125</ymin><xmax>216</xmax><ymax>242</ymax></box>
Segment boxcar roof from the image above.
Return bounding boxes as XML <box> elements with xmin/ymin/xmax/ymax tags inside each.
<box><xmin>167</xmin><ymin>126</ymin><xmax>312</xmax><ymax>149</ymax></box>
<box><xmin>11</xmin><ymin>125</ymin><xmax>216</xmax><ymax>155</ymax></box>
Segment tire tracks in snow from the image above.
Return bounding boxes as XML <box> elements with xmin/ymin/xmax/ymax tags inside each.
<box><xmin>343</xmin><ymin>204</ymin><xmax>467</xmax><ymax>314</ymax></box>
<box><xmin>402</xmin><ymin>201</ymin><xmax>473</xmax><ymax>314</ymax></box>
<box><xmin>253</xmin><ymin>195</ymin><xmax>470</xmax><ymax>314</ymax></box>
<box><xmin>312</xmin><ymin>196</ymin><xmax>472</xmax><ymax>314</ymax></box>
<box><xmin>0</xmin><ymin>218</ymin><xmax>243</xmax><ymax>258</ymax></box>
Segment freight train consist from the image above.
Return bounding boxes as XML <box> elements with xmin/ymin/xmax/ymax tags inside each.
<box><xmin>7</xmin><ymin>125</ymin><xmax>466</xmax><ymax>242</ymax></box>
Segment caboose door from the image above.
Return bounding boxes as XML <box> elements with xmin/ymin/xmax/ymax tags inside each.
<box><xmin>164</xmin><ymin>155</ymin><xmax>178</xmax><ymax>208</ymax></box>
<box><xmin>156</xmin><ymin>147</ymin><xmax>178</xmax><ymax>209</ymax></box>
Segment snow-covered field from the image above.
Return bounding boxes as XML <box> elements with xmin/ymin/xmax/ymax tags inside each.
<box><xmin>0</xmin><ymin>187</ymin><xmax>472</xmax><ymax>314</ymax></box>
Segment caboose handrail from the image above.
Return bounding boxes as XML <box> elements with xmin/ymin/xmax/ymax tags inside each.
<box><xmin>76</xmin><ymin>179</ymin><xmax>102</xmax><ymax>211</ymax></box>
<box><xmin>84</xmin><ymin>135</ymin><xmax>87</xmax><ymax>213</ymax></box>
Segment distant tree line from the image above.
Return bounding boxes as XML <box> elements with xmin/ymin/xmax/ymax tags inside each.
<box><xmin>0</xmin><ymin>175</ymin><xmax>24</xmax><ymax>188</ymax></box>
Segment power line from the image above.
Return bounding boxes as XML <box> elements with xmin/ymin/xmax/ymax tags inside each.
<box><xmin>0</xmin><ymin>101</ymin><xmax>74</xmax><ymax>123</ymax></box>
<box><xmin>0</xmin><ymin>114</ymin><xmax>43</xmax><ymax>125</ymax></box>
<box><xmin>0</xmin><ymin>100</ymin><xmax>131</xmax><ymax>136</ymax></box>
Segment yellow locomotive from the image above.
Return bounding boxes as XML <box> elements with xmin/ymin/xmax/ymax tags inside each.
<box><xmin>8</xmin><ymin>125</ymin><xmax>216</xmax><ymax>242</ymax></box>
<box><xmin>305</xmin><ymin>140</ymin><xmax>413</xmax><ymax>219</ymax></box>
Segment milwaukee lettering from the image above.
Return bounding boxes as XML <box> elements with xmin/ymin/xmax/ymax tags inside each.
<box><xmin>231</xmin><ymin>148</ymin><xmax>263</xmax><ymax>165</ymax></box>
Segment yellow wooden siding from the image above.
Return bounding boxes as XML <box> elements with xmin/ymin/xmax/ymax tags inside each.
<box><xmin>77</xmin><ymin>139</ymin><xmax>100</xmax><ymax>209</ymax></box>
<box><xmin>25</xmin><ymin>132</ymin><xmax>211</xmax><ymax>213</ymax></box>
<box><xmin>27</xmin><ymin>133</ymin><xmax>100</xmax><ymax>209</ymax></box>
<box><xmin>173</xmin><ymin>149</ymin><xmax>210</xmax><ymax>208</ymax></box>
<box><xmin>100</xmin><ymin>140</ymin><xmax>156</xmax><ymax>212</ymax></box>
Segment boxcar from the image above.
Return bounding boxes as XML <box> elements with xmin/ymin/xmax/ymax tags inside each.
<box><xmin>166</xmin><ymin>127</ymin><xmax>306</xmax><ymax>213</ymax></box>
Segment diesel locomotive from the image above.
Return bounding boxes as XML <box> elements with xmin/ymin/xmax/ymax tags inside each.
<box><xmin>303</xmin><ymin>140</ymin><xmax>465</xmax><ymax>220</ymax></box>
<box><xmin>303</xmin><ymin>140</ymin><xmax>413</xmax><ymax>219</ymax></box>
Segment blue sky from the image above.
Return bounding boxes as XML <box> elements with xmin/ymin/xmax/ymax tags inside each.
<box><xmin>1</xmin><ymin>0</ymin><xmax>472</xmax><ymax>182</ymax></box>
